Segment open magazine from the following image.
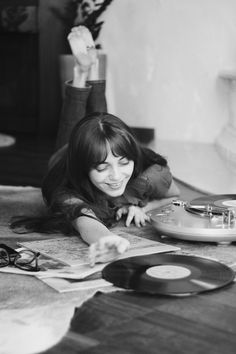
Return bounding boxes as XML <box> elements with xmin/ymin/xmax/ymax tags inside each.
<box><xmin>0</xmin><ymin>231</ymin><xmax>179</xmax><ymax>292</ymax></box>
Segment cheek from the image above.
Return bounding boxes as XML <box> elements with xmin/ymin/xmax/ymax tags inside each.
<box><xmin>89</xmin><ymin>170</ymin><xmax>105</xmax><ymax>184</ymax></box>
<box><xmin>127</xmin><ymin>162</ymin><xmax>134</xmax><ymax>176</ymax></box>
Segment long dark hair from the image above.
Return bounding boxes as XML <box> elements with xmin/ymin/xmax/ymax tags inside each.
<box><xmin>66</xmin><ymin>112</ymin><xmax>143</xmax><ymax>200</ymax></box>
<box><xmin>11</xmin><ymin>112</ymin><xmax>167</xmax><ymax>235</ymax></box>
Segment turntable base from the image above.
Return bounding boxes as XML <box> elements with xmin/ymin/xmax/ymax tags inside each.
<box><xmin>149</xmin><ymin>195</ymin><xmax>236</xmax><ymax>243</ymax></box>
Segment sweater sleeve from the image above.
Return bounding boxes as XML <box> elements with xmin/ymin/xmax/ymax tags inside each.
<box><xmin>43</xmin><ymin>144</ymin><xmax>91</xmax><ymax>222</ymax></box>
<box><xmin>50</xmin><ymin>188</ymin><xmax>91</xmax><ymax>221</ymax></box>
<box><xmin>125</xmin><ymin>164</ymin><xmax>173</xmax><ymax>204</ymax></box>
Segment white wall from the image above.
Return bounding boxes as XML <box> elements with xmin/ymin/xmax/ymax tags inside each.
<box><xmin>100</xmin><ymin>0</ymin><xmax>236</xmax><ymax>143</ymax></box>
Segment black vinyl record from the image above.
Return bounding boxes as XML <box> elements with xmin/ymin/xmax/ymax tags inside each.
<box><xmin>190</xmin><ymin>194</ymin><xmax>236</xmax><ymax>209</ymax></box>
<box><xmin>102</xmin><ymin>254</ymin><xmax>235</xmax><ymax>296</ymax></box>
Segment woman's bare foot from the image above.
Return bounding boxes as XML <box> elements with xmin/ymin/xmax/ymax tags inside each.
<box><xmin>68</xmin><ymin>26</ymin><xmax>98</xmax><ymax>87</ymax></box>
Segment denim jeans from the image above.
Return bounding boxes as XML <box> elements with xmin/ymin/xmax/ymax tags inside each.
<box><xmin>55</xmin><ymin>80</ymin><xmax>107</xmax><ymax>150</ymax></box>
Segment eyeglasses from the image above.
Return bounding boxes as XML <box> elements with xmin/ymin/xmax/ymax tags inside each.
<box><xmin>0</xmin><ymin>243</ymin><xmax>40</xmax><ymax>272</ymax></box>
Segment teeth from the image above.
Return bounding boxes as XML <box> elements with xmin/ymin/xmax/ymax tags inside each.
<box><xmin>109</xmin><ymin>182</ymin><xmax>122</xmax><ymax>189</ymax></box>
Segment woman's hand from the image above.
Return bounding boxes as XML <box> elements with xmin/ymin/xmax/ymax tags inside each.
<box><xmin>116</xmin><ymin>205</ymin><xmax>150</xmax><ymax>227</ymax></box>
<box><xmin>88</xmin><ymin>235</ymin><xmax>130</xmax><ymax>267</ymax></box>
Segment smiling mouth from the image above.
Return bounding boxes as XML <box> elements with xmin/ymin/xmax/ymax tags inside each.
<box><xmin>107</xmin><ymin>181</ymin><xmax>123</xmax><ymax>189</ymax></box>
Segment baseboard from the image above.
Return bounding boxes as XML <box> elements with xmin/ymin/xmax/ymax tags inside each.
<box><xmin>130</xmin><ymin>127</ymin><xmax>155</xmax><ymax>144</ymax></box>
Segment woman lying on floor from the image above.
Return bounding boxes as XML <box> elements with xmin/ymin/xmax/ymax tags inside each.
<box><xmin>11</xmin><ymin>26</ymin><xmax>180</xmax><ymax>266</ymax></box>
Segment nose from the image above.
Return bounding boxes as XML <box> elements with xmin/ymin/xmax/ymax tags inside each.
<box><xmin>109</xmin><ymin>165</ymin><xmax>121</xmax><ymax>181</ymax></box>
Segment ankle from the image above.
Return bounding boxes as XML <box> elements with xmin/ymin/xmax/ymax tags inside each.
<box><xmin>72</xmin><ymin>65</ymin><xmax>88</xmax><ymax>88</ymax></box>
<box><xmin>88</xmin><ymin>58</ymin><xmax>99</xmax><ymax>81</ymax></box>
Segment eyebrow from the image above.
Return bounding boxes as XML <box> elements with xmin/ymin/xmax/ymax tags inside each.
<box><xmin>96</xmin><ymin>156</ymin><xmax>127</xmax><ymax>167</ymax></box>
<box><xmin>100</xmin><ymin>156</ymin><xmax>127</xmax><ymax>163</ymax></box>
<box><xmin>97</xmin><ymin>161</ymin><xmax>108</xmax><ymax>166</ymax></box>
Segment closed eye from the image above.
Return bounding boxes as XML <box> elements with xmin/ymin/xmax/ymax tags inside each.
<box><xmin>119</xmin><ymin>158</ymin><xmax>130</xmax><ymax>165</ymax></box>
<box><xmin>95</xmin><ymin>163</ymin><xmax>108</xmax><ymax>172</ymax></box>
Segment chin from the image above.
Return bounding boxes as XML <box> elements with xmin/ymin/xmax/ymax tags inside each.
<box><xmin>106</xmin><ymin>187</ymin><xmax>126</xmax><ymax>197</ymax></box>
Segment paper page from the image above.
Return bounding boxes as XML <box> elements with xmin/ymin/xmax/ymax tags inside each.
<box><xmin>18</xmin><ymin>231</ymin><xmax>179</xmax><ymax>267</ymax></box>
<box><xmin>40</xmin><ymin>277</ymin><xmax>113</xmax><ymax>293</ymax></box>
<box><xmin>2</xmin><ymin>233</ymin><xmax>180</xmax><ymax>292</ymax></box>
<box><xmin>18</xmin><ymin>237</ymin><xmax>89</xmax><ymax>266</ymax></box>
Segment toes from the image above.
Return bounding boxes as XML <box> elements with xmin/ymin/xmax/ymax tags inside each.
<box><xmin>68</xmin><ymin>32</ymin><xmax>87</xmax><ymax>55</ymax></box>
<box><xmin>70</xmin><ymin>25</ymin><xmax>95</xmax><ymax>49</ymax></box>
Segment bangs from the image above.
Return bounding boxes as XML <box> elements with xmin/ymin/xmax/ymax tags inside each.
<box><xmin>88</xmin><ymin>136</ymin><xmax>108</xmax><ymax>168</ymax></box>
<box><xmin>87</xmin><ymin>132</ymin><xmax>138</xmax><ymax>169</ymax></box>
<box><xmin>108</xmin><ymin>133</ymin><xmax>137</xmax><ymax>161</ymax></box>
<box><xmin>68</xmin><ymin>112</ymin><xmax>142</xmax><ymax>181</ymax></box>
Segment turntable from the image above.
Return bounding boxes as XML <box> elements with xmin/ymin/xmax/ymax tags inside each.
<box><xmin>149</xmin><ymin>194</ymin><xmax>236</xmax><ymax>242</ymax></box>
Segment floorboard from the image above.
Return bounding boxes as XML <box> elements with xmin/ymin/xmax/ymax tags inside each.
<box><xmin>0</xmin><ymin>134</ymin><xmax>55</xmax><ymax>187</ymax></box>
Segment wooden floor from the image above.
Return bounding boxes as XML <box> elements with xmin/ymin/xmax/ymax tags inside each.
<box><xmin>44</xmin><ymin>287</ymin><xmax>236</xmax><ymax>354</ymax></box>
<box><xmin>0</xmin><ymin>133</ymin><xmax>56</xmax><ymax>187</ymax></box>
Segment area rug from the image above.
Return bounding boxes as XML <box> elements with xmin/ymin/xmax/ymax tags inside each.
<box><xmin>0</xmin><ymin>185</ymin><xmax>43</xmax><ymax>222</ymax></box>
<box><xmin>0</xmin><ymin>185</ymin><xmax>46</xmax><ymax>241</ymax></box>
<box><xmin>0</xmin><ymin>185</ymin><xmax>117</xmax><ymax>354</ymax></box>
<box><xmin>1</xmin><ymin>185</ymin><xmax>236</xmax><ymax>354</ymax></box>
<box><xmin>1</xmin><ymin>184</ymin><xmax>236</xmax><ymax>267</ymax></box>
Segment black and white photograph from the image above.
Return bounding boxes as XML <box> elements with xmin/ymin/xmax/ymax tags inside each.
<box><xmin>1</xmin><ymin>1</ymin><xmax>236</xmax><ymax>353</ymax></box>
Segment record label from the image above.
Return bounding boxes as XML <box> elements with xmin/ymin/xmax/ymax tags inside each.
<box><xmin>146</xmin><ymin>265</ymin><xmax>191</xmax><ymax>279</ymax></box>
<box><xmin>102</xmin><ymin>254</ymin><xmax>235</xmax><ymax>296</ymax></box>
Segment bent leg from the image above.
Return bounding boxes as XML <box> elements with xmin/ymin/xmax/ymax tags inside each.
<box><xmin>86</xmin><ymin>80</ymin><xmax>107</xmax><ymax>114</ymax></box>
<box><xmin>55</xmin><ymin>26</ymin><xmax>107</xmax><ymax>150</ymax></box>
<box><xmin>55</xmin><ymin>82</ymin><xmax>91</xmax><ymax>150</ymax></box>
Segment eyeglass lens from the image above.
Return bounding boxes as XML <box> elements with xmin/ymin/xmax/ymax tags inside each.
<box><xmin>0</xmin><ymin>246</ymin><xmax>40</xmax><ymax>271</ymax></box>
<box><xmin>0</xmin><ymin>248</ymin><xmax>10</xmax><ymax>267</ymax></box>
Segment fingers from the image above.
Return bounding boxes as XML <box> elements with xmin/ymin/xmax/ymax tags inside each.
<box><xmin>125</xmin><ymin>207</ymin><xmax>135</xmax><ymax>227</ymax></box>
<box><xmin>98</xmin><ymin>235</ymin><xmax>129</xmax><ymax>253</ymax></box>
<box><xmin>116</xmin><ymin>238</ymin><xmax>130</xmax><ymax>254</ymax></box>
<box><xmin>89</xmin><ymin>244</ymin><xmax>118</xmax><ymax>267</ymax></box>
<box><xmin>133</xmin><ymin>214</ymin><xmax>150</xmax><ymax>228</ymax></box>
<box><xmin>116</xmin><ymin>206</ymin><xmax>128</xmax><ymax>221</ymax></box>
<box><xmin>116</xmin><ymin>209</ymin><xmax>123</xmax><ymax>221</ymax></box>
<box><xmin>125</xmin><ymin>206</ymin><xmax>150</xmax><ymax>227</ymax></box>
<box><xmin>88</xmin><ymin>236</ymin><xmax>130</xmax><ymax>267</ymax></box>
